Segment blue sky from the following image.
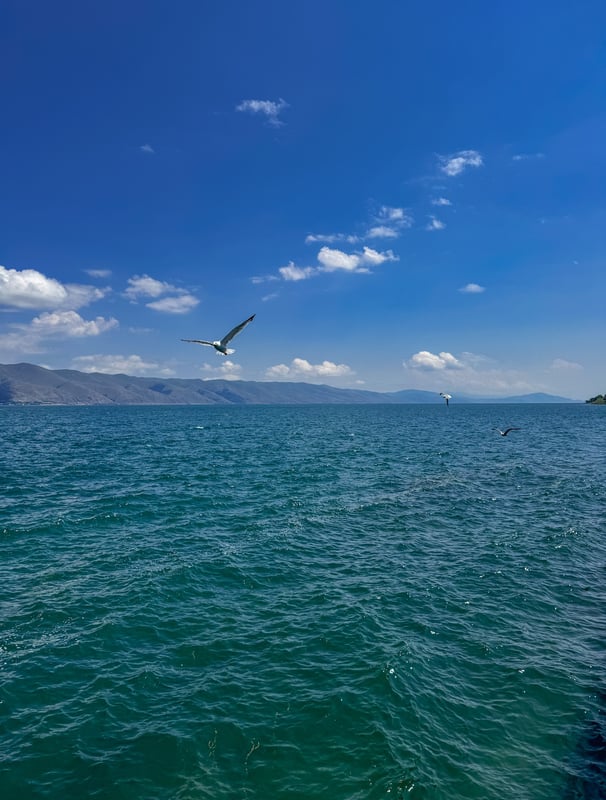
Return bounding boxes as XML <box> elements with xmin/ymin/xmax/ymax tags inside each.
<box><xmin>1</xmin><ymin>0</ymin><xmax>605</xmax><ymax>398</ymax></box>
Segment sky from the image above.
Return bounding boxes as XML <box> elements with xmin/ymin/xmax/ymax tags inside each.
<box><xmin>1</xmin><ymin>0</ymin><xmax>605</xmax><ymax>399</ymax></box>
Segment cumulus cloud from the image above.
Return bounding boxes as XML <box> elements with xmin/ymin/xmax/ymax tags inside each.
<box><xmin>271</xmin><ymin>245</ymin><xmax>398</xmax><ymax>283</ymax></box>
<box><xmin>0</xmin><ymin>265</ymin><xmax>106</xmax><ymax>310</ymax></box>
<box><xmin>406</xmin><ymin>351</ymin><xmax>464</xmax><ymax>370</ymax></box>
<box><xmin>279</xmin><ymin>263</ymin><xmax>317</xmax><ymax>282</ymax></box>
<box><xmin>140</xmin><ymin>144</ymin><xmax>155</xmax><ymax>154</ymax></box>
<box><xmin>550</xmin><ymin>358</ymin><xmax>582</xmax><ymax>370</ymax></box>
<box><xmin>236</xmin><ymin>98</ymin><xmax>289</xmax><ymax>127</ymax></box>
<box><xmin>439</xmin><ymin>149</ymin><xmax>483</xmax><ymax>177</ymax></box>
<box><xmin>459</xmin><ymin>283</ymin><xmax>485</xmax><ymax>293</ymax></box>
<box><xmin>266</xmin><ymin>357</ymin><xmax>354</xmax><ymax>379</ymax></box>
<box><xmin>317</xmin><ymin>245</ymin><xmax>397</xmax><ymax>273</ymax></box>
<box><xmin>125</xmin><ymin>275</ymin><xmax>178</xmax><ymax>299</ymax></box>
<box><xmin>317</xmin><ymin>247</ymin><xmax>365</xmax><ymax>273</ymax></box>
<box><xmin>124</xmin><ymin>274</ymin><xmax>199</xmax><ymax>313</ymax></box>
<box><xmin>146</xmin><ymin>295</ymin><xmax>199</xmax><ymax>314</ymax></box>
<box><xmin>0</xmin><ymin>311</ymin><xmax>118</xmax><ymax>354</ymax></box>
<box><xmin>431</xmin><ymin>197</ymin><xmax>452</xmax><ymax>206</ymax></box>
<box><xmin>30</xmin><ymin>310</ymin><xmax>118</xmax><ymax>337</ymax></box>
<box><xmin>366</xmin><ymin>225</ymin><xmax>400</xmax><ymax>239</ymax></box>
<box><xmin>201</xmin><ymin>360</ymin><xmax>242</xmax><ymax>381</ymax></box>
<box><xmin>72</xmin><ymin>354</ymin><xmax>174</xmax><ymax>376</ymax></box>
<box><xmin>426</xmin><ymin>216</ymin><xmax>445</xmax><ymax>231</ymax></box>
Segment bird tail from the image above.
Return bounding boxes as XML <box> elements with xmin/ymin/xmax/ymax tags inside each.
<box><xmin>225</xmin><ymin>348</ymin><xmax>235</xmax><ymax>355</ymax></box>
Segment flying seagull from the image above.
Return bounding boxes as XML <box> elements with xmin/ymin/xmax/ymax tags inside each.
<box><xmin>440</xmin><ymin>392</ymin><xmax>452</xmax><ymax>406</ymax></box>
<box><xmin>494</xmin><ymin>427</ymin><xmax>521</xmax><ymax>437</ymax></box>
<box><xmin>181</xmin><ymin>314</ymin><xmax>255</xmax><ymax>355</ymax></box>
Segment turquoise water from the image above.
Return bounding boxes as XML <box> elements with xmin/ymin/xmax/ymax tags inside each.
<box><xmin>1</xmin><ymin>404</ymin><xmax>605</xmax><ymax>799</ymax></box>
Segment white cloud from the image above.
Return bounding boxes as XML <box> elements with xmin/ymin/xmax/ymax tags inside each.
<box><xmin>251</xmin><ymin>274</ymin><xmax>279</xmax><ymax>285</ymax></box>
<box><xmin>0</xmin><ymin>330</ymin><xmax>42</xmax><ymax>354</ymax></box>
<box><xmin>125</xmin><ymin>274</ymin><xmax>178</xmax><ymax>299</ymax></box>
<box><xmin>426</xmin><ymin>216</ymin><xmax>445</xmax><ymax>231</ymax></box>
<box><xmin>512</xmin><ymin>152</ymin><xmax>544</xmax><ymax>161</ymax></box>
<box><xmin>266</xmin><ymin>363</ymin><xmax>290</xmax><ymax>377</ymax></box>
<box><xmin>124</xmin><ymin>274</ymin><xmax>199</xmax><ymax>314</ymax></box>
<box><xmin>0</xmin><ymin>265</ymin><xmax>106</xmax><ymax>310</ymax></box>
<box><xmin>550</xmin><ymin>358</ymin><xmax>582</xmax><ymax>370</ymax></box>
<box><xmin>439</xmin><ymin>149</ymin><xmax>483</xmax><ymax>177</ymax></box>
<box><xmin>30</xmin><ymin>310</ymin><xmax>118</xmax><ymax>337</ymax></box>
<box><xmin>266</xmin><ymin>357</ymin><xmax>354</xmax><ymax>379</ymax></box>
<box><xmin>72</xmin><ymin>354</ymin><xmax>174</xmax><ymax>376</ymax></box>
<box><xmin>261</xmin><ymin>292</ymin><xmax>279</xmax><ymax>302</ymax></box>
<box><xmin>236</xmin><ymin>98</ymin><xmax>289</xmax><ymax>127</ymax></box>
<box><xmin>317</xmin><ymin>245</ymin><xmax>397</xmax><ymax>273</ymax></box>
<box><xmin>406</xmin><ymin>351</ymin><xmax>464</xmax><ymax>370</ymax></box>
<box><xmin>146</xmin><ymin>294</ymin><xmax>199</xmax><ymax>314</ymax></box>
<box><xmin>365</xmin><ymin>207</ymin><xmax>413</xmax><ymax>239</ymax></box>
<box><xmin>360</xmin><ymin>246</ymin><xmax>398</xmax><ymax>266</ymax></box>
<box><xmin>0</xmin><ymin>311</ymin><xmax>118</xmax><ymax>354</ymax></box>
<box><xmin>366</xmin><ymin>225</ymin><xmax>400</xmax><ymax>239</ymax></box>
<box><xmin>271</xmin><ymin>246</ymin><xmax>398</xmax><ymax>284</ymax></box>
<box><xmin>376</xmin><ymin>206</ymin><xmax>413</xmax><ymax>225</ymax></box>
<box><xmin>459</xmin><ymin>283</ymin><xmax>485</xmax><ymax>293</ymax></box>
<box><xmin>279</xmin><ymin>262</ymin><xmax>317</xmax><ymax>282</ymax></box>
<box><xmin>140</xmin><ymin>144</ymin><xmax>155</xmax><ymax>154</ymax></box>
<box><xmin>306</xmin><ymin>207</ymin><xmax>412</xmax><ymax>248</ymax></box>
<box><xmin>317</xmin><ymin>247</ymin><xmax>364</xmax><ymax>273</ymax></box>
<box><xmin>431</xmin><ymin>197</ymin><xmax>452</xmax><ymax>206</ymax></box>
<box><xmin>402</xmin><ymin>350</ymin><xmax>537</xmax><ymax>395</ymax></box>
<box><xmin>305</xmin><ymin>233</ymin><xmax>360</xmax><ymax>245</ymax></box>
<box><xmin>201</xmin><ymin>360</ymin><xmax>242</xmax><ymax>380</ymax></box>
<box><xmin>85</xmin><ymin>268</ymin><xmax>112</xmax><ymax>278</ymax></box>
<box><xmin>64</xmin><ymin>284</ymin><xmax>108</xmax><ymax>308</ymax></box>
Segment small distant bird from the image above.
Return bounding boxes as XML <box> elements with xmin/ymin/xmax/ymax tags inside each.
<box><xmin>494</xmin><ymin>427</ymin><xmax>521</xmax><ymax>437</ymax></box>
<box><xmin>181</xmin><ymin>314</ymin><xmax>255</xmax><ymax>356</ymax></box>
<box><xmin>440</xmin><ymin>392</ymin><xmax>452</xmax><ymax>406</ymax></box>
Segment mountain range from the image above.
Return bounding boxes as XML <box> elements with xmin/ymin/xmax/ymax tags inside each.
<box><xmin>0</xmin><ymin>363</ymin><xmax>577</xmax><ymax>406</ymax></box>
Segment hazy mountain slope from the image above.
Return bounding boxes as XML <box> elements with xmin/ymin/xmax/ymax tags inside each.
<box><xmin>0</xmin><ymin>364</ymin><xmax>577</xmax><ymax>405</ymax></box>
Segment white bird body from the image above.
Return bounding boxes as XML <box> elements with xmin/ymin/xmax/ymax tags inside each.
<box><xmin>181</xmin><ymin>314</ymin><xmax>255</xmax><ymax>356</ymax></box>
<box><xmin>439</xmin><ymin>392</ymin><xmax>452</xmax><ymax>406</ymax></box>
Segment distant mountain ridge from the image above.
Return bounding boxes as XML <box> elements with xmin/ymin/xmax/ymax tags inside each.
<box><xmin>0</xmin><ymin>363</ymin><xmax>577</xmax><ymax>406</ymax></box>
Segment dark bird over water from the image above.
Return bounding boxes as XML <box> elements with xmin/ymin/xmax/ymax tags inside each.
<box><xmin>440</xmin><ymin>392</ymin><xmax>452</xmax><ymax>406</ymax></box>
<box><xmin>494</xmin><ymin>427</ymin><xmax>521</xmax><ymax>436</ymax></box>
<box><xmin>181</xmin><ymin>314</ymin><xmax>255</xmax><ymax>355</ymax></box>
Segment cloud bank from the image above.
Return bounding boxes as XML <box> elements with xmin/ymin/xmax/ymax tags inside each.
<box><xmin>266</xmin><ymin>358</ymin><xmax>354</xmax><ymax>379</ymax></box>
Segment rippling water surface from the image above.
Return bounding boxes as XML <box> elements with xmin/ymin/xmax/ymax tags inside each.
<box><xmin>1</xmin><ymin>404</ymin><xmax>605</xmax><ymax>799</ymax></box>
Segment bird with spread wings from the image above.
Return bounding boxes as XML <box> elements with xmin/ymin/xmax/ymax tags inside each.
<box><xmin>181</xmin><ymin>314</ymin><xmax>255</xmax><ymax>355</ymax></box>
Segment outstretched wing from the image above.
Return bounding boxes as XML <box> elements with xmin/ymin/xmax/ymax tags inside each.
<box><xmin>220</xmin><ymin>314</ymin><xmax>255</xmax><ymax>347</ymax></box>
<box><xmin>181</xmin><ymin>339</ymin><xmax>215</xmax><ymax>347</ymax></box>
<box><xmin>503</xmin><ymin>427</ymin><xmax>521</xmax><ymax>435</ymax></box>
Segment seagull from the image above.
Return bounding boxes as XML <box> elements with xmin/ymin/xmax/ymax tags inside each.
<box><xmin>439</xmin><ymin>392</ymin><xmax>452</xmax><ymax>406</ymax></box>
<box><xmin>494</xmin><ymin>427</ymin><xmax>521</xmax><ymax>437</ymax></box>
<box><xmin>181</xmin><ymin>314</ymin><xmax>255</xmax><ymax>356</ymax></box>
